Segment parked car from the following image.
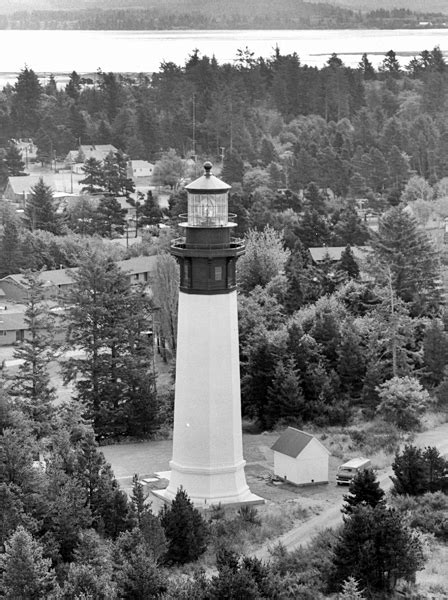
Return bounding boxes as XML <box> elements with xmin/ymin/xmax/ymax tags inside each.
<box><xmin>336</xmin><ymin>457</ymin><xmax>371</xmax><ymax>485</ymax></box>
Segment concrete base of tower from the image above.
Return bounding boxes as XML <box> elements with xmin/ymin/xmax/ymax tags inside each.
<box><xmin>153</xmin><ymin>482</ymin><xmax>264</xmax><ymax>509</ymax></box>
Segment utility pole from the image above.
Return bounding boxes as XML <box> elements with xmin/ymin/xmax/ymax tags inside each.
<box><xmin>192</xmin><ymin>93</ymin><xmax>196</xmax><ymax>161</ymax></box>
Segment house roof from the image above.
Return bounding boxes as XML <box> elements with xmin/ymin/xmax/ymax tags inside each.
<box><xmin>0</xmin><ymin>311</ymin><xmax>26</xmax><ymax>332</ymax></box>
<box><xmin>271</xmin><ymin>427</ymin><xmax>330</xmax><ymax>458</ymax></box>
<box><xmin>0</xmin><ymin>256</ymin><xmax>158</xmax><ymax>293</ymax></box>
<box><xmin>118</xmin><ymin>255</ymin><xmax>158</xmax><ymax>276</ymax></box>
<box><xmin>309</xmin><ymin>246</ymin><xmax>371</xmax><ymax>263</ymax></box>
<box><xmin>130</xmin><ymin>160</ymin><xmax>154</xmax><ymax>169</ymax></box>
<box><xmin>6</xmin><ymin>174</ymin><xmax>84</xmax><ymax>196</ymax></box>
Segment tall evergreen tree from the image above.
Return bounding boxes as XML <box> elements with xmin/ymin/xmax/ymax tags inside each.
<box><xmin>371</xmin><ymin>206</ymin><xmax>441</xmax><ymax>315</ymax></box>
<box><xmin>95</xmin><ymin>196</ymin><xmax>127</xmax><ymax>237</ymax></box>
<box><xmin>422</xmin><ymin>318</ymin><xmax>448</xmax><ymax>387</ymax></box>
<box><xmin>267</xmin><ymin>357</ymin><xmax>305</xmax><ymax>424</ymax></box>
<box><xmin>11</xmin><ymin>66</ymin><xmax>43</xmax><ymax>137</ymax></box>
<box><xmin>0</xmin><ymin>210</ymin><xmax>23</xmax><ymax>276</ymax></box>
<box><xmin>102</xmin><ymin>151</ymin><xmax>135</xmax><ymax>197</ymax></box>
<box><xmin>5</xmin><ymin>142</ymin><xmax>26</xmax><ymax>176</ymax></box>
<box><xmin>338</xmin><ymin>245</ymin><xmax>360</xmax><ymax>280</ymax></box>
<box><xmin>10</xmin><ymin>270</ymin><xmax>56</xmax><ymax>437</ymax></box>
<box><xmin>64</xmin><ymin>252</ymin><xmax>157</xmax><ymax>437</ymax></box>
<box><xmin>24</xmin><ymin>178</ymin><xmax>60</xmax><ymax>234</ymax></box>
<box><xmin>80</xmin><ymin>157</ymin><xmax>106</xmax><ymax>194</ymax></box>
<box><xmin>221</xmin><ymin>148</ymin><xmax>245</xmax><ymax>184</ymax></box>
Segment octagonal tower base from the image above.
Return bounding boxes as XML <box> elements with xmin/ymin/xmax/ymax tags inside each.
<box><xmin>156</xmin><ymin>290</ymin><xmax>263</xmax><ymax>508</ymax></box>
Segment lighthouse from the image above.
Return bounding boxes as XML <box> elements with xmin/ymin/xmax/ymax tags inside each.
<box><xmin>159</xmin><ymin>162</ymin><xmax>262</xmax><ymax>506</ymax></box>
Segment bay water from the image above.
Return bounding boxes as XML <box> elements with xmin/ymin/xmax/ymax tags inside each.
<box><xmin>0</xmin><ymin>28</ymin><xmax>448</xmax><ymax>86</ymax></box>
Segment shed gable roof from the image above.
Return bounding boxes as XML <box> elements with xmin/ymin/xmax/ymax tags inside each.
<box><xmin>271</xmin><ymin>427</ymin><xmax>330</xmax><ymax>458</ymax></box>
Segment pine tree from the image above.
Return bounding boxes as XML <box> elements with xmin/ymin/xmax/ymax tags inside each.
<box><xmin>160</xmin><ymin>487</ymin><xmax>208</xmax><ymax>564</ymax></box>
<box><xmin>221</xmin><ymin>148</ymin><xmax>245</xmax><ymax>184</ymax></box>
<box><xmin>331</xmin><ymin>505</ymin><xmax>424</xmax><ymax>596</ymax></box>
<box><xmin>267</xmin><ymin>357</ymin><xmax>305</xmax><ymax>424</ymax></box>
<box><xmin>242</xmin><ymin>336</ymin><xmax>279</xmax><ymax>430</ymax></box>
<box><xmin>119</xmin><ymin>544</ymin><xmax>168</xmax><ymax>599</ymax></box>
<box><xmin>102</xmin><ymin>150</ymin><xmax>135</xmax><ymax>197</ymax></box>
<box><xmin>336</xmin><ymin>320</ymin><xmax>365</xmax><ymax>397</ymax></box>
<box><xmin>24</xmin><ymin>178</ymin><xmax>60</xmax><ymax>234</ymax></box>
<box><xmin>11</xmin><ymin>67</ymin><xmax>43</xmax><ymax>137</ymax></box>
<box><xmin>391</xmin><ymin>445</ymin><xmax>428</xmax><ymax>496</ymax></box>
<box><xmin>80</xmin><ymin>157</ymin><xmax>106</xmax><ymax>194</ymax></box>
<box><xmin>298</xmin><ymin>208</ymin><xmax>331</xmax><ymax>248</ymax></box>
<box><xmin>64</xmin><ymin>251</ymin><xmax>156</xmax><ymax>437</ymax></box>
<box><xmin>10</xmin><ymin>270</ymin><xmax>56</xmax><ymax>437</ymax></box>
<box><xmin>0</xmin><ymin>526</ymin><xmax>56</xmax><ymax>599</ymax></box>
<box><xmin>371</xmin><ymin>206</ymin><xmax>441</xmax><ymax>315</ymax></box>
<box><xmin>339</xmin><ymin>577</ymin><xmax>366</xmax><ymax>600</ymax></box>
<box><xmin>0</xmin><ymin>210</ymin><xmax>23</xmax><ymax>276</ymax></box>
<box><xmin>130</xmin><ymin>473</ymin><xmax>149</xmax><ymax>526</ymax></box>
<box><xmin>422</xmin><ymin>318</ymin><xmax>448</xmax><ymax>387</ymax></box>
<box><xmin>66</xmin><ymin>70</ymin><xmax>82</xmax><ymax>100</ymax></box>
<box><xmin>137</xmin><ymin>190</ymin><xmax>164</xmax><ymax>227</ymax></box>
<box><xmin>332</xmin><ymin>207</ymin><xmax>369</xmax><ymax>247</ymax></box>
<box><xmin>5</xmin><ymin>142</ymin><xmax>26</xmax><ymax>176</ymax></box>
<box><xmin>338</xmin><ymin>245</ymin><xmax>360</xmax><ymax>280</ymax></box>
<box><xmin>392</xmin><ymin>444</ymin><xmax>448</xmax><ymax>495</ymax></box>
<box><xmin>358</xmin><ymin>53</ymin><xmax>376</xmax><ymax>80</ymax></box>
<box><xmin>95</xmin><ymin>196</ymin><xmax>127</xmax><ymax>237</ymax></box>
<box><xmin>342</xmin><ymin>468</ymin><xmax>385</xmax><ymax>514</ymax></box>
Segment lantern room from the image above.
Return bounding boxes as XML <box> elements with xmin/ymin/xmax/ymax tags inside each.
<box><xmin>184</xmin><ymin>161</ymin><xmax>232</xmax><ymax>228</ymax></box>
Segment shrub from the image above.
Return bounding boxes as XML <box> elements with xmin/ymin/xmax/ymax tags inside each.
<box><xmin>160</xmin><ymin>487</ymin><xmax>208</xmax><ymax>565</ymax></box>
<box><xmin>376</xmin><ymin>376</ymin><xmax>431</xmax><ymax>431</ymax></box>
<box><xmin>392</xmin><ymin>492</ymin><xmax>448</xmax><ymax>541</ymax></box>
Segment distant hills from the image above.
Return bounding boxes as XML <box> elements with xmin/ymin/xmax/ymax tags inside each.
<box><xmin>0</xmin><ymin>0</ymin><xmax>447</xmax><ymax>14</ymax></box>
<box><xmin>0</xmin><ymin>0</ymin><xmax>445</xmax><ymax>29</ymax></box>
<box><xmin>306</xmin><ymin>0</ymin><xmax>448</xmax><ymax>14</ymax></box>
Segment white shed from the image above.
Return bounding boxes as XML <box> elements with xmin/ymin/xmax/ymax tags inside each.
<box><xmin>271</xmin><ymin>427</ymin><xmax>331</xmax><ymax>486</ymax></box>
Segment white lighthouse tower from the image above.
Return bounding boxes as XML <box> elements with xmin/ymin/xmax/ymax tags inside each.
<box><xmin>159</xmin><ymin>162</ymin><xmax>262</xmax><ymax>506</ymax></box>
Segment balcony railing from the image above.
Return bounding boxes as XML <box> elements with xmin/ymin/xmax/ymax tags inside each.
<box><xmin>171</xmin><ymin>237</ymin><xmax>245</xmax><ymax>251</ymax></box>
<box><xmin>178</xmin><ymin>213</ymin><xmax>237</xmax><ymax>227</ymax></box>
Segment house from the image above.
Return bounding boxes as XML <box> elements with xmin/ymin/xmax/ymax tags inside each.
<box><xmin>0</xmin><ymin>305</ymin><xmax>66</xmax><ymax>347</ymax></box>
<box><xmin>0</xmin><ymin>256</ymin><xmax>159</xmax><ymax>344</ymax></box>
<box><xmin>128</xmin><ymin>160</ymin><xmax>154</xmax><ymax>179</ymax></box>
<box><xmin>4</xmin><ymin>174</ymin><xmax>84</xmax><ymax>206</ymax></box>
<box><xmin>271</xmin><ymin>427</ymin><xmax>331</xmax><ymax>486</ymax></box>
<box><xmin>0</xmin><ymin>256</ymin><xmax>159</xmax><ymax>303</ymax></box>
<box><xmin>64</xmin><ymin>144</ymin><xmax>118</xmax><ymax>168</ymax></box>
<box><xmin>308</xmin><ymin>246</ymin><xmax>371</xmax><ymax>265</ymax></box>
<box><xmin>0</xmin><ymin>309</ymin><xmax>27</xmax><ymax>346</ymax></box>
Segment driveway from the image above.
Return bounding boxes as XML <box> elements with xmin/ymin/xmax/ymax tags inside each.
<box><xmin>252</xmin><ymin>422</ymin><xmax>448</xmax><ymax>559</ymax></box>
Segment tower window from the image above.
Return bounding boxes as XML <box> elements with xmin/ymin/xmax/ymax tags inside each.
<box><xmin>214</xmin><ymin>266</ymin><xmax>222</xmax><ymax>281</ymax></box>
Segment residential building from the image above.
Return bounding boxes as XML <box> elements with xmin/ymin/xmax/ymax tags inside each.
<box><xmin>4</xmin><ymin>173</ymin><xmax>84</xmax><ymax>206</ymax></box>
<box><xmin>128</xmin><ymin>160</ymin><xmax>154</xmax><ymax>179</ymax></box>
<box><xmin>64</xmin><ymin>144</ymin><xmax>118</xmax><ymax>167</ymax></box>
<box><xmin>0</xmin><ymin>256</ymin><xmax>158</xmax><ymax>304</ymax></box>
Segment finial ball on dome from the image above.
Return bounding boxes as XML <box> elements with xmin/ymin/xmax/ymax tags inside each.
<box><xmin>203</xmin><ymin>161</ymin><xmax>213</xmax><ymax>175</ymax></box>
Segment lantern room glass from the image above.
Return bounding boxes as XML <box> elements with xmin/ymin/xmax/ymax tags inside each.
<box><xmin>187</xmin><ymin>192</ymin><xmax>228</xmax><ymax>226</ymax></box>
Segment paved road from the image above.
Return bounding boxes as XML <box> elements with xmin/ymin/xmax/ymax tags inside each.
<box><xmin>253</xmin><ymin>422</ymin><xmax>448</xmax><ymax>560</ymax></box>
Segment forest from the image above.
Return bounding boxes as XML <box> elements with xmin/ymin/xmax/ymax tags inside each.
<box><xmin>0</xmin><ymin>3</ymin><xmax>445</xmax><ymax>30</ymax></box>
<box><xmin>1</xmin><ymin>45</ymin><xmax>448</xmax><ymax>597</ymax></box>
